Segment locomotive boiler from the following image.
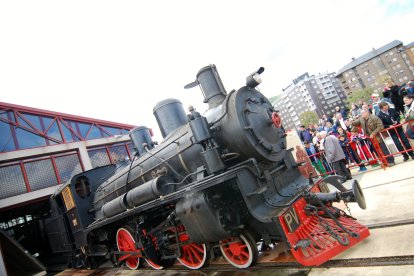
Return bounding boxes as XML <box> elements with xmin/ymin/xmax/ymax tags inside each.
<box><xmin>45</xmin><ymin>65</ymin><xmax>370</xmax><ymax>270</ymax></box>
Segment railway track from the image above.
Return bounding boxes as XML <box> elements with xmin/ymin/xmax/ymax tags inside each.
<box><xmin>366</xmin><ymin>218</ymin><xmax>414</xmax><ymax>229</ymax></box>
<box><xmin>58</xmin><ymin>255</ymin><xmax>414</xmax><ymax>275</ymax></box>
<box><xmin>57</xmin><ymin>218</ymin><xmax>414</xmax><ymax>275</ymax></box>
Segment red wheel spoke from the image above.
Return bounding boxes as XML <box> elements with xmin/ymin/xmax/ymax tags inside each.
<box><xmin>223</xmin><ymin>247</ymin><xmax>232</xmax><ymax>253</ymax></box>
<box><xmin>187</xmin><ymin>247</ymin><xmax>195</xmax><ymax>264</ymax></box>
<box><xmin>189</xmin><ymin>246</ymin><xmax>202</xmax><ymax>262</ymax></box>
<box><xmin>241</xmin><ymin>251</ymin><xmax>249</xmax><ymax>258</ymax></box>
<box><xmin>191</xmin><ymin>244</ymin><xmax>204</xmax><ymax>253</ymax></box>
<box><xmin>118</xmin><ymin>254</ymin><xmax>131</xmax><ymax>261</ymax></box>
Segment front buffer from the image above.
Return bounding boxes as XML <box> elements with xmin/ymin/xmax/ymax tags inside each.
<box><xmin>279</xmin><ymin>180</ymin><xmax>370</xmax><ymax>266</ymax></box>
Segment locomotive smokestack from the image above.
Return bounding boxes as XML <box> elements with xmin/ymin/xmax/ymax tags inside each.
<box><xmin>185</xmin><ymin>64</ymin><xmax>227</xmax><ymax>108</ymax></box>
<box><xmin>153</xmin><ymin>98</ymin><xmax>188</xmax><ymax>138</ymax></box>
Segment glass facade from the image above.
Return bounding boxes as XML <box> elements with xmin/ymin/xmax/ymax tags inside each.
<box><xmin>0</xmin><ymin>164</ymin><xmax>27</xmax><ymax>200</ymax></box>
<box><xmin>88</xmin><ymin>148</ymin><xmax>111</xmax><ymax>168</ymax></box>
<box><xmin>0</xmin><ymin>151</ymin><xmax>84</xmax><ymax>199</ymax></box>
<box><xmin>87</xmin><ymin>143</ymin><xmax>132</xmax><ymax>168</ymax></box>
<box><xmin>24</xmin><ymin>159</ymin><xmax>57</xmax><ymax>191</ymax></box>
<box><xmin>0</xmin><ymin>107</ymin><xmax>132</xmax><ymax>153</ymax></box>
<box><xmin>55</xmin><ymin>154</ymin><xmax>83</xmax><ymax>183</ymax></box>
<box><xmin>0</xmin><ymin>103</ymin><xmax>136</xmax><ymax>201</ymax></box>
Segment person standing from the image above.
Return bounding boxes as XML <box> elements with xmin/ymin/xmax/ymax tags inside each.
<box><xmin>406</xmin><ymin>81</ymin><xmax>414</xmax><ymax>96</ymax></box>
<box><xmin>351</xmin><ymin>103</ymin><xmax>361</xmax><ymax>119</ymax></box>
<box><xmin>352</xmin><ymin>109</ymin><xmax>395</xmax><ymax>166</ymax></box>
<box><xmin>335</xmin><ymin>113</ymin><xmax>348</xmax><ymax>131</ymax></box>
<box><xmin>298</xmin><ymin>125</ymin><xmax>312</xmax><ymax>144</ymax></box>
<box><xmin>335</xmin><ymin>106</ymin><xmax>347</xmax><ymax>119</ymax></box>
<box><xmin>404</xmin><ymin>94</ymin><xmax>414</xmax><ymax>139</ymax></box>
<box><xmin>317</xmin><ymin>131</ymin><xmax>352</xmax><ymax>181</ymax></box>
<box><xmin>372</xmin><ymin>93</ymin><xmax>393</xmax><ymax>116</ymax></box>
<box><xmin>384</xmin><ymin>81</ymin><xmax>405</xmax><ymax>115</ymax></box>
<box><xmin>404</xmin><ymin>94</ymin><xmax>414</xmax><ymax>120</ymax></box>
<box><xmin>377</xmin><ymin>102</ymin><xmax>414</xmax><ymax>161</ymax></box>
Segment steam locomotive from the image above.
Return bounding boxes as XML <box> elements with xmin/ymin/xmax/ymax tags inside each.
<box><xmin>44</xmin><ymin>65</ymin><xmax>369</xmax><ymax>270</ymax></box>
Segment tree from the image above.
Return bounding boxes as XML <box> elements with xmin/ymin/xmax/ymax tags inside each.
<box><xmin>299</xmin><ymin>111</ymin><xmax>319</xmax><ymax>127</ymax></box>
<box><xmin>346</xmin><ymin>87</ymin><xmax>373</xmax><ymax>108</ymax></box>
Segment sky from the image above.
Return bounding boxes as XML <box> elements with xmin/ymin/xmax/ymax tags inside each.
<box><xmin>1</xmin><ymin>0</ymin><xmax>413</xmax><ymax>139</ymax></box>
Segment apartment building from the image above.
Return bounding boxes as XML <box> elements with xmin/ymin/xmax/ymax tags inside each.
<box><xmin>272</xmin><ymin>72</ymin><xmax>347</xmax><ymax>130</ymax></box>
<box><xmin>336</xmin><ymin>40</ymin><xmax>414</xmax><ymax>95</ymax></box>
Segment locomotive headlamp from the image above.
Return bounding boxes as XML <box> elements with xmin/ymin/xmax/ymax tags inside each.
<box><xmin>246</xmin><ymin>67</ymin><xmax>265</xmax><ymax>88</ymax></box>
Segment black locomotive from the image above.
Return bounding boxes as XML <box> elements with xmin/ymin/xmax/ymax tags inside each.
<box><xmin>45</xmin><ymin>65</ymin><xmax>369</xmax><ymax>270</ymax></box>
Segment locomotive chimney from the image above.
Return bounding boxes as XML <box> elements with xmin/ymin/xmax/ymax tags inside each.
<box><xmin>153</xmin><ymin>98</ymin><xmax>188</xmax><ymax>138</ymax></box>
<box><xmin>185</xmin><ymin>64</ymin><xmax>227</xmax><ymax>108</ymax></box>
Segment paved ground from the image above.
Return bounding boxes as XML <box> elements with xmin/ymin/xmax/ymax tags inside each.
<box><xmin>340</xmin><ymin>159</ymin><xmax>414</xmax><ymax>225</ymax></box>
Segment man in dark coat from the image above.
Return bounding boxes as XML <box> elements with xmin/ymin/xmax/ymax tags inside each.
<box><xmin>377</xmin><ymin>101</ymin><xmax>414</xmax><ymax>161</ymax></box>
<box><xmin>384</xmin><ymin>81</ymin><xmax>405</xmax><ymax>114</ymax></box>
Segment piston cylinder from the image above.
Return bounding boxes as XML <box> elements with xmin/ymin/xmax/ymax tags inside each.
<box><xmin>126</xmin><ymin>175</ymin><xmax>174</xmax><ymax>207</ymax></box>
<box><xmin>101</xmin><ymin>175</ymin><xmax>174</xmax><ymax>218</ymax></box>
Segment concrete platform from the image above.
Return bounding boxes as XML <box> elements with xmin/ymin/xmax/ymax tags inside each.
<box><xmin>334</xmin><ymin>224</ymin><xmax>414</xmax><ymax>259</ymax></box>
<box><xmin>336</xmin><ymin>159</ymin><xmax>414</xmax><ymax>225</ymax></box>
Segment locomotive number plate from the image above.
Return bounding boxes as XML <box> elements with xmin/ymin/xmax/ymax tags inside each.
<box><xmin>284</xmin><ymin>207</ymin><xmax>300</xmax><ymax>233</ymax></box>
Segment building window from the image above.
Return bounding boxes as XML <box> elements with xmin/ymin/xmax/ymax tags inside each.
<box><xmin>24</xmin><ymin>159</ymin><xmax>58</xmax><ymax>192</ymax></box>
<box><xmin>88</xmin><ymin>148</ymin><xmax>111</xmax><ymax>168</ymax></box>
<box><xmin>0</xmin><ymin>120</ymin><xmax>16</xmax><ymax>152</ymax></box>
<box><xmin>55</xmin><ymin>154</ymin><xmax>83</xmax><ymax>183</ymax></box>
<box><xmin>0</xmin><ymin>165</ymin><xmax>27</xmax><ymax>200</ymax></box>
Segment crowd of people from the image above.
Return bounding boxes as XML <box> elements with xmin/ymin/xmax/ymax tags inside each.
<box><xmin>298</xmin><ymin>80</ymin><xmax>414</xmax><ymax>182</ymax></box>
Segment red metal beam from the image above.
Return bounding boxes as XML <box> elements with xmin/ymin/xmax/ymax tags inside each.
<box><xmin>0</xmin><ymin>101</ymin><xmax>136</xmax><ymax>129</ymax></box>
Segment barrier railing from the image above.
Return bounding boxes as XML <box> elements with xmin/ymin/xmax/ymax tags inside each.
<box><xmin>374</xmin><ymin>119</ymin><xmax>414</xmax><ymax>164</ymax></box>
<box><xmin>305</xmin><ymin>120</ymin><xmax>414</xmax><ymax>176</ymax></box>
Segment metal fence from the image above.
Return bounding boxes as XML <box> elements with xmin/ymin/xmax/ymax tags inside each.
<box><xmin>305</xmin><ymin>120</ymin><xmax>414</xmax><ymax>176</ymax></box>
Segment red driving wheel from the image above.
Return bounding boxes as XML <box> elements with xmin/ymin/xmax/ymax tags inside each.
<box><xmin>219</xmin><ymin>232</ymin><xmax>258</xmax><ymax>269</ymax></box>
<box><xmin>116</xmin><ymin>226</ymin><xmax>141</xmax><ymax>270</ymax></box>
<box><xmin>174</xmin><ymin>225</ymin><xmax>207</xmax><ymax>269</ymax></box>
<box><xmin>271</xmin><ymin>112</ymin><xmax>282</xmax><ymax>128</ymax></box>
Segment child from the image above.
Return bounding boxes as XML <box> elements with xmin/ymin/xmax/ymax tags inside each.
<box><xmin>350</xmin><ymin>127</ymin><xmax>378</xmax><ymax>166</ymax></box>
<box><xmin>338</xmin><ymin>132</ymin><xmax>367</xmax><ymax>172</ymax></box>
<box><xmin>303</xmin><ymin>141</ymin><xmax>327</xmax><ymax>175</ymax></box>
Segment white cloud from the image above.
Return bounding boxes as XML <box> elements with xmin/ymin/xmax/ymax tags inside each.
<box><xmin>0</xmin><ymin>0</ymin><xmax>413</xmax><ymax>140</ymax></box>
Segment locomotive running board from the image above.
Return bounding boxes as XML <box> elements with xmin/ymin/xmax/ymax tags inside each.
<box><xmin>279</xmin><ymin>197</ymin><xmax>370</xmax><ymax>266</ymax></box>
